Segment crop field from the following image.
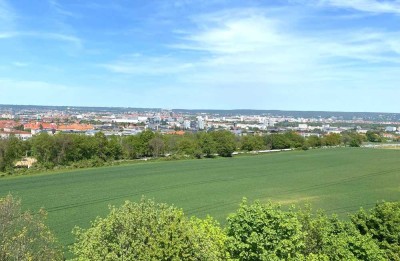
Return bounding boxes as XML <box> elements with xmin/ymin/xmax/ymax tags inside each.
<box><xmin>1</xmin><ymin>148</ymin><xmax>399</xmax><ymax>254</ymax></box>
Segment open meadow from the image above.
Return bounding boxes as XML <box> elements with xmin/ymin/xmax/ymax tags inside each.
<box><xmin>1</xmin><ymin>147</ymin><xmax>399</xmax><ymax>254</ymax></box>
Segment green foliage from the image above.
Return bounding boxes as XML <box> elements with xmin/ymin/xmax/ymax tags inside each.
<box><xmin>2</xmin><ymin>147</ymin><xmax>399</xmax><ymax>252</ymax></box>
<box><xmin>1</xmin><ymin>128</ymin><xmax>377</xmax><ymax>174</ymax></box>
<box><xmin>0</xmin><ymin>135</ymin><xmax>25</xmax><ymax>172</ymax></box>
<box><xmin>137</xmin><ymin>130</ymin><xmax>156</xmax><ymax>157</ymax></box>
<box><xmin>284</xmin><ymin>131</ymin><xmax>305</xmax><ymax>148</ymax></box>
<box><xmin>71</xmin><ymin>198</ymin><xmax>228</xmax><ymax>261</ymax></box>
<box><xmin>305</xmin><ymin>135</ymin><xmax>322</xmax><ymax>148</ymax></box>
<box><xmin>299</xmin><ymin>207</ymin><xmax>385</xmax><ymax>261</ymax></box>
<box><xmin>322</xmin><ymin>133</ymin><xmax>341</xmax><ymax>147</ymax></box>
<box><xmin>121</xmin><ymin>135</ymin><xmax>141</xmax><ymax>159</ymax></box>
<box><xmin>366</xmin><ymin>131</ymin><xmax>383</xmax><ymax>143</ymax></box>
<box><xmin>211</xmin><ymin>130</ymin><xmax>237</xmax><ymax>157</ymax></box>
<box><xmin>226</xmin><ymin>199</ymin><xmax>305</xmax><ymax>260</ymax></box>
<box><xmin>177</xmin><ymin>137</ymin><xmax>202</xmax><ymax>158</ymax></box>
<box><xmin>265</xmin><ymin>134</ymin><xmax>292</xmax><ymax>149</ymax></box>
<box><xmin>149</xmin><ymin>136</ymin><xmax>166</xmax><ymax>157</ymax></box>
<box><xmin>226</xmin><ymin>200</ymin><xmax>385</xmax><ymax>261</ymax></box>
<box><xmin>198</xmin><ymin>132</ymin><xmax>217</xmax><ymax>157</ymax></box>
<box><xmin>342</xmin><ymin>132</ymin><xmax>364</xmax><ymax>147</ymax></box>
<box><xmin>240</xmin><ymin>135</ymin><xmax>265</xmax><ymax>151</ymax></box>
<box><xmin>0</xmin><ymin>194</ymin><xmax>62</xmax><ymax>260</ymax></box>
<box><xmin>351</xmin><ymin>202</ymin><xmax>400</xmax><ymax>260</ymax></box>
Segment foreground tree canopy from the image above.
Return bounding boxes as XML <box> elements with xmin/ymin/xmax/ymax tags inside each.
<box><xmin>71</xmin><ymin>198</ymin><xmax>228</xmax><ymax>261</ymax></box>
<box><xmin>0</xmin><ymin>195</ymin><xmax>62</xmax><ymax>261</ymax></box>
<box><xmin>1</xmin><ymin>194</ymin><xmax>398</xmax><ymax>261</ymax></box>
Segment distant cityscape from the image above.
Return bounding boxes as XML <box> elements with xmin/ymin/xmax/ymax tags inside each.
<box><xmin>1</xmin><ymin>104</ymin><xmax>400</xmax><ymax>141</ymax></box>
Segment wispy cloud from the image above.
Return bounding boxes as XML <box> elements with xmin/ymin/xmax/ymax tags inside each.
<box><xmin>48</xmin><ymin>0</ymin><xmax>77</xmax><ymax>17</ymax></box>
<box><xmin>0</xmin><ymin>31</ymin><xmax>16</xmax><ymax>38</ymax></box>
<box><xmin>317</xmin><ymin>0</ymin><xmax>400</xmax><ymax>14</ymax></box>
<box><xmin>0</xmin><ymin>78</ymin><xmax>68</xmax><ymax>92</ymax></box>
<box><xmin>101</xmin><ymin>5</ymin><xmax>400</xmax><ymax>104</ymax></box>
<box><xmin>101</xmin><ymin>54</ymin><xmax>194</xmax><ymax>75</ymax></box>
<box><xmin>0</xmin><ymin>31</ymin><xmax>82</xmax><ymax>48</ymax></box>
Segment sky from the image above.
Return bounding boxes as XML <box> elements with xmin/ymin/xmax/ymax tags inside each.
<box><xmin>0</xmin><ymin>0</ymin><xmax>399</xmax><ymax>112</ymax></box>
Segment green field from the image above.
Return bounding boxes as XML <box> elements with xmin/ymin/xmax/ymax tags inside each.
<box><xmin>1</xmin><ymin>148</ymin><xmax>399</xmax><ymax>254</ymax></box>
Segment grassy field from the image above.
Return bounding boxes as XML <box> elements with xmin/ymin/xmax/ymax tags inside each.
<box><xmin>1</xmin><ymin>148</ymin><xmax>399</xmax><ymax>255</ymax></box>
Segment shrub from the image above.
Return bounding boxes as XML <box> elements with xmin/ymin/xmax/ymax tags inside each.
<box><xmin>351</xmin><ymin>202</ymin><xmax>400</xmax><ymax>260</ymax></box>
<box><xmin>71</xmin><ymin>198</ymin><xmax>228</xmax><ymax>260</ymax></box>
<box><xmin>0</xmin><ymin>194</ymin><xmax>62</xmax><ymax>260</ymax></box>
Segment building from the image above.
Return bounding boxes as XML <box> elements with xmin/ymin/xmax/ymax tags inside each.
<box><xmin>385</xmin><ymin>126</ymin><xmax>397</xmax><ymax>132</ymax></box>
<box><xmin>0</xmin><ymin>131</ymin><xmax>32</xmax><ymax>140</ymax></box>
<box><xmin>183</xmin><ymin>120</ymin><xmax>191</xmax><ymax>129</ymax></box>
<box><xmin>197</xmin><ymin>116</ymin><xmax>205</xmax><ymax>130</ymax></box>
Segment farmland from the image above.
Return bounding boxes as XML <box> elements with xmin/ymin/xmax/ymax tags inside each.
<box><xmin>0</xmin><ymin>148</ymin><xmax>399</xmax><ymax>254</ymax></box>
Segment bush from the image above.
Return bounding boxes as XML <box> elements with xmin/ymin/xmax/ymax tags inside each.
<box><xmin>299</xmin><ymin>206</ymin><xmax>384</xmax><ymax>261</ymax></box>
<box><xmin>226</xmin><ymin>199</ymin><xmax>385</xmax><ymax>261</ymax></box>
<box><xmin>71</xmin><ymin>198</ymin><xmax>228</xmax><ymax>260</ymax></box>
<box><xmin>351</xmin><ymin>202</ymin><xmax>400</xmax><ymax>260</ymax></box>
<box><xmin>0</xmin><ymin>194</ymin><xmax>62</xmax><ymax>260</ymax></box>
<box><xmin>226</xmin><ymin>199</ymin><xmax>305</xmax><ymax>260</ymax></box>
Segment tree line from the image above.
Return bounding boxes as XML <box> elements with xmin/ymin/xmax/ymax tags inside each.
<box><xmin>0</xmin><ymin>130</ymin><xmax>366</xmax><ymax>173</ymax></box>
<box><xmin>1</xmin><ymin>195</ymin><xmax>399</xmax><ymax>260</ymax></box>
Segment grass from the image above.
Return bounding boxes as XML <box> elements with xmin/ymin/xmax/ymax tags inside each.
<box><xmin>1</xmin><ymin>148</ymin><xmax>399</xmax><ymax>256</ymax></box>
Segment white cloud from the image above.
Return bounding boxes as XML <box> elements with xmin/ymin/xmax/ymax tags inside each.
<box><xmin>0</xmin><ymin>78</ymin><xmax>68</xmax><ymax>92</ymax></box>
<box><xmin>98</xmin><ymin>6</ymin><xmax>400</xmax><ymax>111</ymax></box>
<box><xmin>317</xmin><ymin>0</ymin><xmax>400</xmax><ymax>14</ymax></box>
<box><xmin>100</xmin><ymin>54</ymin><xmax>194</xmax><ymax>75</ymax></box>
<box><xmin>0</xmin><ymin>31</ymin><xmax>82</xmax><ymax>48</ymax></box>
<box><xmin>101</xmin><ymin>7</ymin><xmax>400</xmax><ymax>89</ymax></box>
<box><xmin>48</xmin><ymin>0</ymin><xmax>77</xmax><ymax>17</ymax></box>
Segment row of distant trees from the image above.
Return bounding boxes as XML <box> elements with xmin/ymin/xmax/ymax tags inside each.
<box><xmin>1</xmin><ymin>195</ymin><xmax>399</xmax><ymax>260</ymax></box>
<box><xmin>0</xmin><ymin>130</ymin><xmax>367</xmax><ymax>173</ymax></box>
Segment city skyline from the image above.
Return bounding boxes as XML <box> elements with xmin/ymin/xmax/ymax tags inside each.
<box><xmin>1</xmin><ymin>0</ymin><xmax>399</xmax><ymax>112</ymax></box>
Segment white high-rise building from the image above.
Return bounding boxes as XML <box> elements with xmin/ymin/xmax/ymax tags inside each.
<box><xmin>197</xmin><ymin>116</ymin><xmax>205</xmax><ymax>130</ymax></box>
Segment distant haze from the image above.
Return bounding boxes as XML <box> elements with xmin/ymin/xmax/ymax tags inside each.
<box><xmin>1</xmin><ymin>104</ymin><xmax>400</xmax><ymax>122</ymax></box>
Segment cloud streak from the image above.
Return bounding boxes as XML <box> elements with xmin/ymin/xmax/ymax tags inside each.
<box><xmin>316</xmin><ymin>0</ymin><xmax>400</xmax><ymax>14</ymax></box>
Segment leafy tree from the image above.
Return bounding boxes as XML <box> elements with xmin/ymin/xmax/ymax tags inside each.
<box><xmin>342</xmin><ymin>132</ymin><xmax>364</xmax><ymax>147</ymax></box>
<box><xmin>305</xmin><ymin>135</ymin><xmax>322</xmax><ymax>148</ymax></box>
<box><xmin>149</xmin><ymin>136</ymin><xmax>165</xmax><ymax>157</ymax></box>
<box><xmin>121</xmin><ymin>135</ymin><xmax>141</xmax><ymax>159</ymax></box>
<box><xmin>107</xmin><ymin>135</ymin><xmax>123</xmax><ymax>160</ymax></box>
<box><xmin>31</xmin><ymin>132</ymin><xmax>57</xmax><ymax>166</ymax></box>
<box><xmin>351</xmin><ymin>202</ymin><xmax>400</xmax><ymax>260</ymax></box>
<box><xmin>322</xmin><ymin>133</ymin><xmax>341</xmax><ymax>147</ymax></box>
<box><xmin>265</xmin><ymin>134</ymin><xmax>291</xmax><ymax>150</ymax></box>
<box><xmin>240</xmin><ymin>135</ymin><xmax>265</xmax><ymax>151</ymax></box>
<box><xmin>198</xmin><ymin>132</ymin><xmax>217</xmax><ymax>157</ymax></box>
<box><xmin>0</xmin><ymin>136</ymin><xmax>25</xmax><ymax>172</ymax></box>
<box><xmin>137</xmin><ymin>130</ymin><xmax>156</xmax><ymax>157</ymax></box>
<box><xmin>366</xmin><ymin>131</ymin><xmax>382</xmax><ymax>143</ymax></box>
<box><xmin>177</xmin><ymin>137</ymin><xmax>202</xmax><ymax>158</ymax></box>
<box><xmin>299</xmin><ymin>206</ymin><xmax>385</xmax><ymax>261</ymax></box>
<box><xmin>226</xmin><ymin>199</ymin><xmax>385</xmax><ymax>261</ymax></box>
<box><xmin>226</xmin><ymin>199</ymin><xmax>305</xmax><ymax>260</ymax></box>
<box><xmin>53</xmin><ymin>133</ymin><xmax>74</xmax><ymax>165</ymax></box>
<box><xmin>163</xmin><ymin>134</ymin><xmax>180</xmax><ymax>155</ymax></box>
<box><xmin>284</xmin><ymin>131</ymin><xmax>305</xmax><ymax>148</ymax></box>
<box><xmin>210</xmin><ymin>130</ymin><xmax>236</xmax><ymax>157</ymax></box>
<box><xmin>0</xmin><ymin>194</ymin><xmax>62</xmax><ymax>260</ymax></box>
<box><xmin>71</xmin><ymin>198</ymin><xmax>228</xmax><ymax>260</ymax></box>
<box><xmin>93</xmin><ymin>132</ymin><xmax>109</xmax><ymax>160</ymax></box>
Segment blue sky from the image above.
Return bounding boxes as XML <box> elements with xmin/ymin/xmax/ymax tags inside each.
<box><xmin>0</xmin><ymin>0</ymin><xmax>399</xmax><ymax>112</ymax></box>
